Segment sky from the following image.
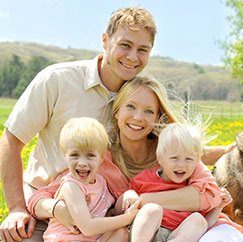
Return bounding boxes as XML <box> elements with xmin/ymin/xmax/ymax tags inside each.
<box><xmin>0</xmin><ymin>0</ymin><xmax>232</xmax><ymax>66</ymax></box>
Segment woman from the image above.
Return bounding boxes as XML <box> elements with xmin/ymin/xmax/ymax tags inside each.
<box><xmin>29</xmin><ymin>76</ymin><xmax>242</xmax><ymax>241</ymax></box>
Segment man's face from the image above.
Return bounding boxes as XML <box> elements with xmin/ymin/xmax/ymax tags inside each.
<box><xmin>102</xmin><ymin>25</ymin><xmax>153</xmax><ymax>85</ymax></box>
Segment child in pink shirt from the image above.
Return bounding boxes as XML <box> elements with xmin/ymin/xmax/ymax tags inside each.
<box><xmin>42</xmin><ymin>117</ymin><xmax>140</xmax><ymax>242</ymax></box>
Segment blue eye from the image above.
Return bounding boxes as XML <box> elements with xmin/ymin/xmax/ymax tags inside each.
<box><xmin>186</xmin><ymin>157</ymin><xmax>194</xmax><ymax>162</ymax></box>
<box><xmin>139</xmin><ymin>48</ymin><xmax>148</xmax><ymax>53</ymax></box>
<box><xmin>120</xmin><ymin>43</ymin><xmax>130</xmax><ymax>48</ymax></box>
<box><xmin>145</xmin><ymin>109</ymin><xmax>154</xmax><ymax>115</ymax></box>
<box><xmin>87</xmin><ymin>153</ymin><xmax>95</xmax><ymax>157</ymax></box>
<box><xmin>127</xmin><ymin>104</ymin><xmax>135</xmax><ymax>110</ymax></box>
<box><xmin>70</xmin><ymin>153</ymin><xmax>79</xmax><ymax>158</ymax></box>
<box><xmin>170</xmin><ymin>157</ymin><xmax>178</xmax><ymax>161</ymax></box>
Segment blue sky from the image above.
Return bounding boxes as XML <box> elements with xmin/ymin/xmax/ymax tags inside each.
<box><xmin>0</xmin><ymin>0</ymin><xmax>232</xmax><ymax>65</ymax></box>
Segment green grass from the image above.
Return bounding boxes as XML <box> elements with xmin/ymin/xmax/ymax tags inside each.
<box><xmin>0</xmin><ymin>98</ymin><xmax>242</xmax><ymax>222</ymax></box>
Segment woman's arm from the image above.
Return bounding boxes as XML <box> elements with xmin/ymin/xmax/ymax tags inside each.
<box><xmin>60</xmin><ymin>181</ymin><xmax>139</xmax><ymax>237</ymax></box>
<box><xmin>140</xmin><ymin>186</ymin><xmax>200</xmax><ymax>211</ymax></box>
<box><xmin>202</xmin><ymin>144</ymin><xmax>236</xmax><ymax>165</ymax></box>
<box><xmin>140</xmin><ymin>162</ymin><xmax>221</xmax><ymax>212</ymax></box>
<box><xmin>205</xmin><ymin>187</ymin><xmax>233</xmax><ymax>229</ymax></box>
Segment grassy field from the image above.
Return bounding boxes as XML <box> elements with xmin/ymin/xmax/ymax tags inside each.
<box><xmin>0</xmin><ymin>98</ymin><xmax>242</xmax><ymax>222</ymax></box>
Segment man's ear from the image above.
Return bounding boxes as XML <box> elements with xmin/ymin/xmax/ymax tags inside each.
<box><xmin>102</xmin><ymin>33</ymin><xmax>109</xmax><ymax>49</ymax></box>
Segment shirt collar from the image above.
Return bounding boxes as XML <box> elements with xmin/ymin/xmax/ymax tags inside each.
<box><xmin>84</xmin><ymin>54</ymin><xmax>105</xmax><ymax>91</ymax></box>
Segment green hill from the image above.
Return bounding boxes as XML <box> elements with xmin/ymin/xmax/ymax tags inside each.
<box><xmin>0</xmin><ymin>41</ymin><xmax>241</xmax><ymax>101</ymax></box>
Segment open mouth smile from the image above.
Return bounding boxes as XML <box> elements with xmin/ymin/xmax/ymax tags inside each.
<box><xmin>127</xmin><ymin>123</ymin><xmax>144</xmax><ymax>130</ymax></box>
<box><xmin>174</xmin><ymin>171</ymin><xmax>186</xmax><ymax>177</ymax></box>
<box><xmin>120</xmin><ymin>61</ymin><xmax>138</xmax><ymax>69</ymax></box>
<box><xmin>76</xmin><ymin>169</ymin><xmax>90</xmax><ymax>179</ymax></box>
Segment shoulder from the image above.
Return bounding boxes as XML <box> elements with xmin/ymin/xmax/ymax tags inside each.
<box><xmin>36</xmin><ymin>56</ymin><xmax>99</xmax><ymax>83</ymax></box>
<box><xmin>40</xmin><ymin>59</ymin><xmax>92</xmax><ymax>79</ymax></box>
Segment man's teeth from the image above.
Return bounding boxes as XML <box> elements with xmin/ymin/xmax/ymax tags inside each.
<box><xmin>128</xmin><ymin>124</ymin><xmax>143</xmax><ymax>130</ymax></box>
<box><xmin>122</xmin><ymin>63</ymin><xmax>136</xmax><ymax>69</ymax></box>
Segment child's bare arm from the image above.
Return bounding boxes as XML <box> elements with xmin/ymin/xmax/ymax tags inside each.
<box><xmin>114</xmin><ymin>190</ymin><xmax>140</xmax><ymax>215</ymax></box>
<box><xmin>59</xmin><ymin>181</ymin><xmax>140</xmax><ymax>237</ymax></box>
<box><xmin>205</xmin><ymin>188</ymin><xmax>233</xmax><ymax>229</ymax></box>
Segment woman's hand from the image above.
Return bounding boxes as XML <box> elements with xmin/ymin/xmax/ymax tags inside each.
<box><xmin>219</xmin><ymin>188</ymin><xmax>233</xmax><ymax>209</ymax></box>
<box><xmin>122</xmin><ymin>190</ymin><xmax>140</xmax><ymax>211</ymax></box>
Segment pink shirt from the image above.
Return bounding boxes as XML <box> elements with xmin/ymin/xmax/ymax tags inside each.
<box><xmin>43</xmin><ymin>173</ymin><xmax>114</xmax><ymax>242</ymax></box>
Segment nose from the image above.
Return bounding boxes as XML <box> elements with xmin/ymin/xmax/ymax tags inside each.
<box><xmin>133</xmin><ymin>110</ymin><xmax>144</xmax><ymax>121</ymax></box>
<box><xmin>126</xmin><ymin>49</ymin><xmax>138</xmax><ymax>62</ymax></box>
<box><xmin>78</xmin><ymin>158</ymin><xmax>88</xmax><ymax>167</ymax></box>
<box><xmin>176</xmin><ymin>160</ymin><xmax>186</xmax><ymax>168</ymax></box>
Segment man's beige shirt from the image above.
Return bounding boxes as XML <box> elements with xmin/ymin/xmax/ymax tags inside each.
<box><xmin>5</xmin><ymin>55</ymin><xmax>112</xmax><ymax>190</ymax></box>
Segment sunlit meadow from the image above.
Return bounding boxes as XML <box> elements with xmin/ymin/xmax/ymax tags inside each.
<box><xmin>0</xmin><ymin>99</ymin><xmax>242</xmax><ymax>222</ymax></box>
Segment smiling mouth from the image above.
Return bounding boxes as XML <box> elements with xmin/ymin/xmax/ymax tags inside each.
<box><xmin>120</xmin><ymin>61</ymin><xmax>138</xmax><ymax>69</ymax></box>
<box><xmin>76</xmin><ymin>170</ymin><xmax>90</xmax><ymax>179</ymax></box>
<box><xmin>174</xmin><ymin>171</ymin><xmax>186</xmax><ymax>176</ymax></box>
<box><xmin>127</xmin><ymin>123</ymin><xmax>144</xmax><ymax>130</ymax></box>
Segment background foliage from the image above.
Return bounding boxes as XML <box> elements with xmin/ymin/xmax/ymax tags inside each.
<box><xmin>223</xmin><ymin>0</ymin><xmax>243</xmax><ymax>83</ymax></box>
<box><xmin>0</xmin><ymin>41</ymin><xmax>242</xmax><ymax>101</ymax></box>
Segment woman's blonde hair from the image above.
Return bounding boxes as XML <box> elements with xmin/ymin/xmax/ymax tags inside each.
<box><xmin>60</xmin><ymin>117</ymin><xmax>109</xmax><ymax>157</ymax></box>
<box><xmin>110</xmin><ymin>75</ymin><xmax>180</xmax><ymax>179</ymax></box>
<box><xmin>106</xmin><ymin>7</ymin><xmax>157</xmax><ymax>46</ymax></box>
<box><xmin>156</xmin><ymin>123</ymin><xmax>205</xmax><ymax>161</ymax></box>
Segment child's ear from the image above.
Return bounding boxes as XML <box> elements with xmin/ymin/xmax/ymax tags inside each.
<box><xmin>114</xmin><ymin>112</ymin><xmax>118</xmax><ymax>119</ymax></box>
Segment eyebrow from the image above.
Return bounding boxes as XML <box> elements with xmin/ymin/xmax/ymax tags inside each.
<box><xmin>120</xmin><ymin>39</ymin><xmax>152</xmax><ymax>49</ymax></box>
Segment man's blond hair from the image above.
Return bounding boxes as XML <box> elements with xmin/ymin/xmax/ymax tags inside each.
<box><xmin>106</xmin><ymin>7</ymin><xmax>157</xmax><ymax>45</ymax></box>
<box><xmin>60</xmin><ymin>117</ymin><xmax>109</xmax><ymax>157</ymax></box>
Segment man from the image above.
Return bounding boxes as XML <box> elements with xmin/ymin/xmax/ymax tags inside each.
<box><xmin>0</xmin><ymin>7</ymin><xmax>156</xmax><ymax>242</ymax></box>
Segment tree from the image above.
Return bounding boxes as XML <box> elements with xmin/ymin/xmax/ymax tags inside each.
<box><xmin>223</xmin><ymin>0</ymin><xmax>243</xmax><ymax>83</ymax></box>
<box><xmin>0</xmin><ymin>55</ymin><xmax>25</xmax><ymax>97</ymax></box>
<box><xmin>13</xmin><ymin>56</ymin><xmax>51</xmax><ymax>98</ymax></box>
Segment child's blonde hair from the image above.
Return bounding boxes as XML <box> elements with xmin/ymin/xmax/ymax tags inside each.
<box><xmin>60</xmin><ymin>117</ymin><xmax>109</xmax><ymax>157</ymax></box>
<box><xmin>156</xmin><ymin>123</ymin><xmax>204</xmax><ymax>161</ymax></box>
<box><xmin>106</xmin><ymin>7</ymin><xmax>157</xmax><ymax>45</ymax></box>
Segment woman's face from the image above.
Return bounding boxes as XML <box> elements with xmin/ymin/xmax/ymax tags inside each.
<box><xmin>115</xmin><ymin>86</ymin><xmax>160</xmax><ymax>144</ymax></box>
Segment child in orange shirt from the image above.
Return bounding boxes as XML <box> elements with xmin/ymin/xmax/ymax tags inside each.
<box><xmin>116</xmin><ymin>123</ymin><xmax>235</xmax><ymax>242</ymax></box>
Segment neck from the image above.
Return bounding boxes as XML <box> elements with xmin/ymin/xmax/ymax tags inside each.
<box><xmin>120</xmin><ymin>138</ymin><xmax>151</xmax><ymax>164</ymax></box>
<box><xmin>98</xmin><ymin>55</ymin><xmax>126</xmax><ymax>92</ymax></box>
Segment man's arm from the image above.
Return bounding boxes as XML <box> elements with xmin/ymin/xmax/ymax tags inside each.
<box><xmin>0</xmin><ymin>129</ymin><xmax>35</xmax><ymax>241</ymax></box>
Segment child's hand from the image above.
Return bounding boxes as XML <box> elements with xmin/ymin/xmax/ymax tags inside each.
<box><xmin>122</xmin><ymin>190</ymin><xmax>140</xmax><ymax>211</ymax></box>
<box><xmin>125</xmin><ymin>198</ymin><xmax>141</xmax><ymax>219</ymax></box>
<box><xmin>219</xmin><ymin>187</ymin><xmax>233</xmax><ymax>209</ymax></box>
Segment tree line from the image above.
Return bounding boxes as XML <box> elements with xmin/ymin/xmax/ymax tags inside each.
<box><xmin>0</xmin><ymin>55</ymin><xmax>51</xmax><ymax>98</ymax></box>
<box><xmin>0</xmin><ymin>54</ymin><xmax>242</xmax><ymax>101</ymax></box>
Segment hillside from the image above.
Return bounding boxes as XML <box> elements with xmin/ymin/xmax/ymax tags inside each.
<box><xmin>0</xmin><ymin>41</ymin><xmax>241</xmax><ymax>101</ymax></box>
